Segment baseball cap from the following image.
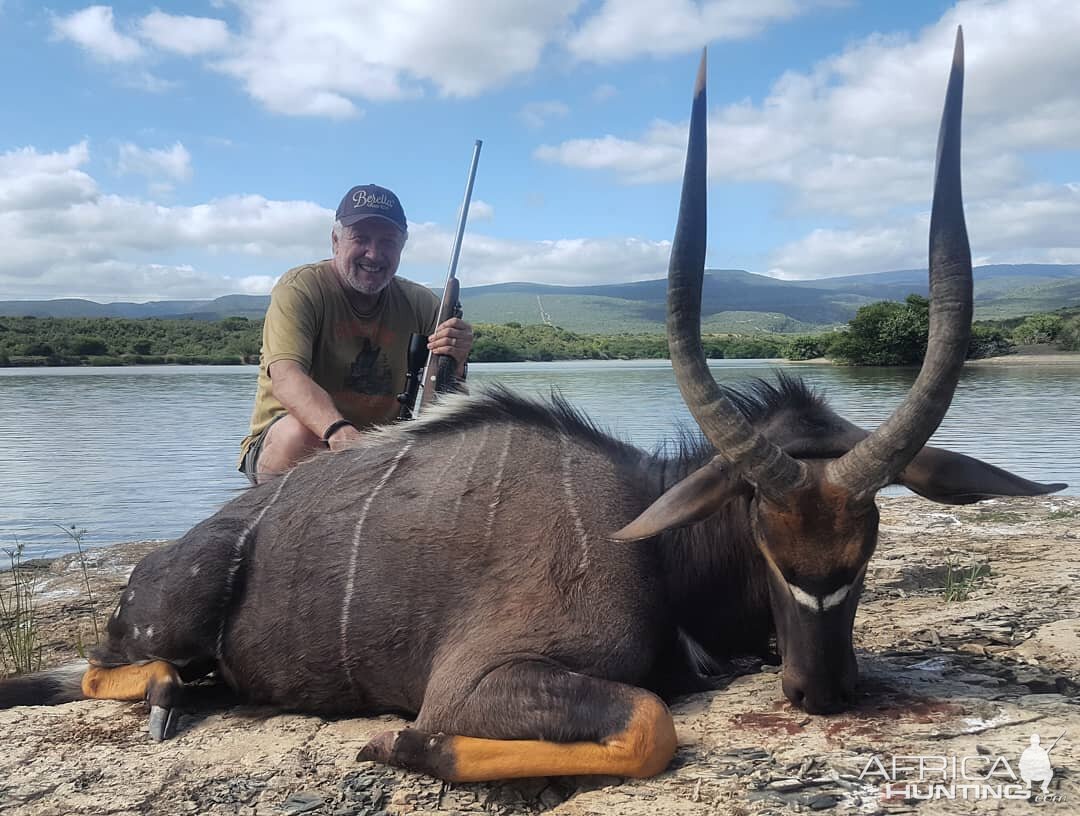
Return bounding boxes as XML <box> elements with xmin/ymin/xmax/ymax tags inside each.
<box><xmin>336</xmin><ymin>184</ymin><xmax>408</xmax><ymax>233</ymax></box>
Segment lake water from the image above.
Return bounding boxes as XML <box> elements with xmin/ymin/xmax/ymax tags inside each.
<box><xmin>1</xmin><ymin>360</ymin><xmax>1077</xmax><ymax>559</ymax></box>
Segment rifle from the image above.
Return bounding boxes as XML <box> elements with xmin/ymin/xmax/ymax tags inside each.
<box><xmin>1045</xmin><ymin>731</ymin><xmax>1066</xmax><ymax>754</ymax></box>
<box><xmin>397</xmin><ymin>139</ymin><xmax>482</xmax><ymax>420</ymax></box>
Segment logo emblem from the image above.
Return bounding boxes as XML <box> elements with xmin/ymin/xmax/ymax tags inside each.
<box><xmin>1020</xmin><ymin>732</ymin><xmax>1064</xmax><ymax>794</ymax></box>
<box><xmin>352</xmin><ymin>190</ymin><xmax>396</xmax><ymax>211</ymax></box>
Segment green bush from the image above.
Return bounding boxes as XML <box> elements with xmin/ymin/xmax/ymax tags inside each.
<box><xmin>1012</xmin><ymin>314</ymin><xmax>1063</xmax><ymax>345</ymax></box>
<box><xmin>967</xmin><ymin>325</ymin><xmax>1012</xmax><ymax>359</ymax></box>
<box><xmin>69</xmin><ymin>336</ymin><xmax>109</xmax><ymax>356</ymax></box>
<box><xmin>720</xmin><ymin>336</ymin><xmax>786</xmax><ymax>359</ymax></box>
<box><xmin>471</xmin><ymin>339</ymin><xmax>523</xmax><ymax>362</ymax></box>
<box><xmin>784</xmin><ymin>334</ymin><xmax>833</xmax><ymax>361</ymax></box>
<box><xmin>1057</xmin><ymin>319</ymin><xmax>1080</xmax><ymax>351</ymax></box>
<box><xmin>829</xmin><ymin>295</ymin><xmax>929</xmax><ymax>366</ymax></box>
<box><xmin>0</xmin><ymin>317</ymin><xmax>262</xmax><ymax>366</ymax></box>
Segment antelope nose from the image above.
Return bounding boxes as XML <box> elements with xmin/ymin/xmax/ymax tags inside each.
<box><xmin>782</xmin><ymin>676</ymin><xmax>854</xmax><ymax>715</ymax></box>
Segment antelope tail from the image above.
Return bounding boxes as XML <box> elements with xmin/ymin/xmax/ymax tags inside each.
<box><xmin>0</xmin><ymin>661</ymin><xmax>88</xmax><ymax>708</ymax></box>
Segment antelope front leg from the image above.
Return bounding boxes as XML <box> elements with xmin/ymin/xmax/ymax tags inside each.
<box><xmin>82</xmin><ymin>661</ymin><xmax>184</xmax><ymax>741</ymax></box>
<box><xmin>357</xmin><ymin>660</ymin><xmax>677</xmax><ymax>781</ymax></box>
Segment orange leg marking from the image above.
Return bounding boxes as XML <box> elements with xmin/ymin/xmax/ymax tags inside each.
<box><xmin>81</xmin><ymin>662</ymin><xmax>181</xmax><ymax>701</ymax></box>
<box><xmin>362</xmin><ymin>694</ymin><xmax>678</xmax><ymax>782</ymax></box>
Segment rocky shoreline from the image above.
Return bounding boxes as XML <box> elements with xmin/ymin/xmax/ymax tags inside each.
<box><xmin>2</xmin><ymin>496</ymin><xmax>1078</xmax><ymax>815</ymax></box>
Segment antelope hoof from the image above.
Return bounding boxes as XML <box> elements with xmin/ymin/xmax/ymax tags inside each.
<box><xmin>357</xmin><ymin>729</ymin><xmax>400</xmax><ymax>764</ymax></box>
<box><xmin>148</xmin><ymin>705</ymin><xmax>178</xmax><ymax>742</ymax></box>
<box><xmin>358</xmin><ymin>729</ymin><xmax>453</xmax><ymax>778</ymax></box>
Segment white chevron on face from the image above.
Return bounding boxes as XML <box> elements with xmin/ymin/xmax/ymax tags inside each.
<box><xmin>786</xmin><ymin>580</ymin><xmax>854</xmax><ymax>613</ymax></box>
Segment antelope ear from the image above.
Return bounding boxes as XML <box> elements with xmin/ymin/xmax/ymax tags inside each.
<box><xmin>899</xmin><ymin>445</ymin><xmax>1067</xmax><ymax>505</ymax></box>
<box><xmin>610</xmin><ymin>457</ymin><xmax>750</xmax><ymax>541</ymax></box>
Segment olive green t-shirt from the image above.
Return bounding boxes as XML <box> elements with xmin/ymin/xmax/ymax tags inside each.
<box><xmin>239</xmin><ymin>260</ymin><xmax>439</xmax><ymax>465</ymax></box>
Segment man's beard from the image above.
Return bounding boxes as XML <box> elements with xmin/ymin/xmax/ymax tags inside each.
<box><xmin>344</xmin><ymin>262</ymin><xmax>393</xmax><ymax>296</ymax></box>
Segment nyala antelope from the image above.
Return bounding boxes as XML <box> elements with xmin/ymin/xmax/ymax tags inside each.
<box><xmin>0</xmin><ymin>30</ymin><xmax>1065</xmax><ymax>781</ymax></box>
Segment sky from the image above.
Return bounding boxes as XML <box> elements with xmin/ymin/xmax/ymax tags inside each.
<box><xmin>1</xmin><ymin>0</ymin><xmax>1078</xmax><ymax>301</ymax></box>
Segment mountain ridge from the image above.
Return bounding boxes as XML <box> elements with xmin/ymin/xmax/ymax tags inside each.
<box><xmin>3</xmin><ymin>263</ymin><xmax>1078</xmax><ymax>333</ymax></box>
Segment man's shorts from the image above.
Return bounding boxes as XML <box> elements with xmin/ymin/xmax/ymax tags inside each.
<box><xmin>239</xmin><ymin>413</ymin><xmax>287</xmax><ymax>486</ymax></box>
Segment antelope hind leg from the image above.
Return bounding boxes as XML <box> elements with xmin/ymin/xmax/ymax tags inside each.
<box><xmin>358</xmin><ymin>660</ymin><xmax>677</xmax><ymax>781</ymax></box>
<box><xmin>82</xmin><ymin>661</ymin><xmax>184</xmax><ymax>741</ymax></box>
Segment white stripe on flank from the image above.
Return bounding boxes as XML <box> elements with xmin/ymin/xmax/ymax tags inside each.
<box><xmin>427</xmin><ymin>429</ymin><xmax>467</xmax><ymax>518</ymax></box>
<box><xmin>560</xmin><ymin>436</ymin><xmax>590</xmax><ymax>571</ymax></box>
<box><xmin>340</xmin><ymin>442</ymin><xmax>413</xmax><ymax>689</ymax></box>
<box><xmin>215</xmin><ymin>469</ymin><xmax>293</xmax><ymax>657</ymax></box>
<box><xmin>454</xmin><ymin>426</ymin><xmax>488</xmax><ymax>521</ymax></box>
<box><xmin>483</xmin><ymin>427</ymin><xmax>513</xmax><ymax>543</ymax></box>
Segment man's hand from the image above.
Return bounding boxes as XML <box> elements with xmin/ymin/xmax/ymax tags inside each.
<box><xmin>427</xmin><ymin>317</ymin><xmax>473</xmax><ymax>376</ymax></box>
<box><xmin>269</xmin><ymin>359</ymin><xmax>363</xmax><ymax>452</ymax></box>
<box><xmin>328</xmin><ymin>424</ymin><xmax>363</xmax><ymax>452</ymax></box>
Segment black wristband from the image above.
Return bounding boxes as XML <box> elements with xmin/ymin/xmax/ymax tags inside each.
<box><xmin>322</xmin><ymin>419</ymin><xmax>356</xmax><ymax>442</ymax></box>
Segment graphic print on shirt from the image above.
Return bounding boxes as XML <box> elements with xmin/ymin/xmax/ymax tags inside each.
<box><xmin>346</xmin><ymin>338</ymin><xmax>394</xmax><ymax>396</ymax></box>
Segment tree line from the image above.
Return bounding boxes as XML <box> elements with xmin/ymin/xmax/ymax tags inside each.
<box><xmin>0</xmin><ymin>315</ymin><xmax>262</xmax><ymax>366</ymax></box>
<box><xmin>1</xmin><ymin>302</ymin><xmax>1077</xmax><ymax>368</ymax></box>
<box><xmin>789</xmin><ymin>297</ymin><xmax>1080</xmax><ymax>365</ymax></box>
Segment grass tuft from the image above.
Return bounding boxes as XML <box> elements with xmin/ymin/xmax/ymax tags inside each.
<box><xmin>56</xmin><ymin>524</ymin><xmax>101</xmax><ymax>644</ymax></box>
<box><xmin>1</xmin><ymin>525</ymin><xmax>103</xmax><ymax>677</ymax></box>
<box><xmin>943</xmin><ymin>556</ymin><xmax>991</xmax><ymax>602</ymax></box>
<box><xmin>0</xmin><ymin>541</ymin><xmax>43</xmax><ymax>675</ymax></box>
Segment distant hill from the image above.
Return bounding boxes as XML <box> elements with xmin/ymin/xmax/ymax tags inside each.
<box><xmin>3</xmin><ymin>264</ymin><xmax>1078</xmax><ymax>333</ymax></box>
<box><xmin>796</xmin><ymin>264</ymin><xmax>1080</xmax><ymax>302</ymax></box>
<box><xmin>0</xmin><ymin>294</ymin><xmax>270</xmax><ymax>321</ymax></box>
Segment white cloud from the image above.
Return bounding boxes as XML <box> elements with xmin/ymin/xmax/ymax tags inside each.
<box><xmin>137</xmin><ymin>11</ymin><xmax>230</xmax><ymax>56</ymax></box>
<box><xmin>540</xmin><ymin>0</ymin><xmax>1080</xmax><ymax>276</ymax></box>
<box><xmin>469</xmin><ymin>200</ymin><xmax>495</xmax><ymax>221</ymax></box>
<box><xmin>47</xmin><ymin>1</ymin><xmax>818</xmax><ymax>118</ymax></box>
<box><xmin>767</xmin><ymin>222</ymin><xmax>925</xmax><ymax>280</ymax></box>
<box><xmin>519</xmin><ymin>100</ymin><xmax>571</xmax><ymax>129</ymax></box>
<box><xmin>0</xmin><ymin>143</ymin><xmax>97</xmax><ymax>212</ymax></box>
<box><xmin>6</xmin><ymin>136</ymin><xmax>1075</xmax><ymax>300</ymax></box>
<box><xmin>568</xmin><ymin>0</ymin><xmax>836</xmax><ymax>62</ymax></box>
<box><xmin>51</xmin><ymin>5</ymin><xmax>144</xmax><ymax>62</ymax></box>
<box><xmin>0</xmin><ymin>142</ymin><xmax>674</xmax><ymax>299</ymax></box>
<box><xmin>11</xmin><ymin>259</ymin><xmax>298</xmax><ymax>302</ymax></box>
<box><xmin>117</xmin><ymin>142</ymin><xmax>192</xmax><ymax>183</ymax></box>
<box><xmin>404</xmin><ymin>223</ymin><xmax>672</xmax><ymax>287</ymax></box>
<box><xmin>535</xmin><ymin>133</ymin><xmax>683</xmax><ymax>184</ymax></box>
<box><xmin>17</xmin><ymin>0</ymin><xmax>1080</xmax><ymax>292</ymax></box>
<box><xmin>542</xmin><ymin>1</ymin><xmax>1080</xmax><ymax>202</ymax></box>
<box><xmin>768</xmin><ymin>184</ymin><xmax>1080</xmax><ymax>279</ymax></box>
<box><xmin>0</xmin><ymin>142</ymin><xmax>333</xmax><ymax>298</ymax></box>
<box><xmin>235</xmin><ymin>275</ymin><xmax>278</xmax><ymax>294</ymax></box>
<box><xmin>212</xmin><ymin>0</ymin><xmax>582</xmax><ymax>117</ymax></box>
